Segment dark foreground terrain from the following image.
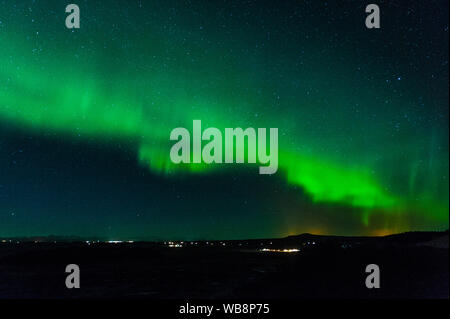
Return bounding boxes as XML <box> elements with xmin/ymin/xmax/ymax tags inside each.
<box><xmin>0</xmin><ymin>232</ymin><xmax>448</xmax><ymax>299</ymax></box>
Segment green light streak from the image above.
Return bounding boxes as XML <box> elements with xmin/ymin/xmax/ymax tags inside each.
<box><xmin>0</xmin><ymin>10</ymin><xmax>448</xmax><ymax>232</ymax></box>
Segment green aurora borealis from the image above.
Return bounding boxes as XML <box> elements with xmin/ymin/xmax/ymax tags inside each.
<box><xmin>0</xmin><ymin>0</ymin><xmax>448</xmax><ymax>239</ymax></box>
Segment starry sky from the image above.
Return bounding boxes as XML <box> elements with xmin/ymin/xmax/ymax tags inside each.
<box><xmin>0</xmin><ymin>0</ymin><xmax>448</xmax><ymax>240</ymax></box>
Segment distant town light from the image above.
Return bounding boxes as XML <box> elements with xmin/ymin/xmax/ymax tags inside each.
<box><xmin>261</xmin><ymin>248</ymin><xmax>300</xmax><ymax>253</ymax></box>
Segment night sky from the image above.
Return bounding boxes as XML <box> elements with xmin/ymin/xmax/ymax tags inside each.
<box><xmin>0</xmin><ymin>0</ymin><xmax>448</xmax><ymax>240</ymax></box>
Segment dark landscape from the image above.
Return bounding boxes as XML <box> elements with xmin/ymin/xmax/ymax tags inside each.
<box><xmin>0</xmin><ymin>231</ymin><xmax>448</xmax><ymax>299</ymax></box>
